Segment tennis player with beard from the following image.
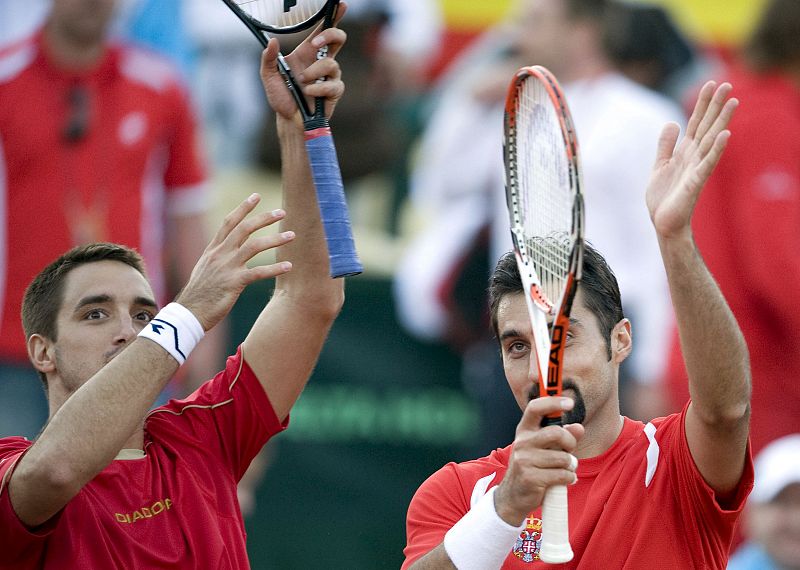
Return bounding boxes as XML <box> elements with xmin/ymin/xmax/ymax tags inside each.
<box><xmin>403</xmin><ymin>81</ymin><xmax>753</xmax><ymax>569</ymax></box>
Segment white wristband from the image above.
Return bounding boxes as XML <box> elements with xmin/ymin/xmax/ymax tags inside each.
<box><xmin>443</xmin><ymin>487</ymin><xmax>524</xmax><ymax>570</ymax></box>
<box><xmin>137</xmin><ymin>302</ymin><xmax>204</xmax><ymax>365</ymax></box>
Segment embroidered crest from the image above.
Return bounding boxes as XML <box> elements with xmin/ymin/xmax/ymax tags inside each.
<box><xmin>513</xmin><ymin>516</ymin><xmax>542</xmax><ymax>563</ymax></box>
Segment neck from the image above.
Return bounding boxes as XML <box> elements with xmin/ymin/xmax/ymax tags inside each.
<box><xmin>43</xmin><ymin>20</ymin><xmax>106</xmax><ymax>71</ymax></box>
<box><xmin>574</xmin><ymin>399</ymin><xmax>624</xmax><ymax>459</ymax></box>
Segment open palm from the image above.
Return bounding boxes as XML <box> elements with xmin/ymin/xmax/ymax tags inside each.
<box><xmin>646</xmin><ymin>82</ymin><xmax>738</xmax><ymax>240</ymax></box>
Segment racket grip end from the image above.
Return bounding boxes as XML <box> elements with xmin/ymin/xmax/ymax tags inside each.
<box><xmin>539</xmin><ymin>485</ymin><xmax>573</xmax><ymax>563</ymax></box>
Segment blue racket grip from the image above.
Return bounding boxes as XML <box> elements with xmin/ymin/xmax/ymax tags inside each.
<box><xmin>304</xmin><ymin>127</ymin><xmax>363</xmax><ymax>278</ymax></box>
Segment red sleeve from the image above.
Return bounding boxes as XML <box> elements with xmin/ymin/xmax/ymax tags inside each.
<box><xmin>402</xmin><ymin>463</ymin><xmax>471</xmax><ymax>569</ymax></box>
<box><xmin>0</xmin><ymin>440</ymin><xmax>63</xmax><ymax>565</ymax></box>
<box><xmin>654</xmin><ymin>406</ymin><xmax>754</xmax><ymax>564</ymax></box>
<box><xmin>145</xmin><ymin>346</ymin><xmax>288</xmax><ymax>481</ymax></box>
<box><xmin>162</xmin><ymin>82</ymin><xmax>208</xmax><ymax>216</ymax></box>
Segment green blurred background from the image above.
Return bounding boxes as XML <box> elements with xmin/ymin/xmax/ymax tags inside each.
<box><xmin>229</xmin><ymin>277</ymin><xmax>478</xmax><ymax>568</ymax></box>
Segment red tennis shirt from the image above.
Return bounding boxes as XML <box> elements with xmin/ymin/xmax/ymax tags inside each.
<box><xmin>0</xmin><ymin>348</ymin><xmax>286</xmax><ymax>568</ymax></box>
<box><xmin>403</xmin><ymin>405</ymin><xmax>753</xmax><ymax>569</ymax></box>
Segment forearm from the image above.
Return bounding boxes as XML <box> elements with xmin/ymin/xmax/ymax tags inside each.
<box><xmin>12</xmin><ymin>340</ymin><xmax>177</xmax><ymax>525</ymax></box>
<box><xmin>408</xmin><ymin>545</ymin><xmax>456</xmax><ymax>570</ymax></box>
<box><xmin>241</xmin><ymin>116</ymin><xmax>343</xmax><ymax>420</ymax></box>
<box><xmin>659</xmin><ymin>234</ymin><xmax>750</xmax><ymax>423</ymax></box>
<box><xmin>273</xmin><ymin>115</ymin><xmax>344</xmax><ymax>310</ymax></box>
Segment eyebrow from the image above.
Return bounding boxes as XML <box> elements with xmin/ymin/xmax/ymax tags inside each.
<box><xmin>499</xmin><ymin>317</ymin><xmax>583</xmax><ymax>341</ymax></box>
<box><xmin>73</xmin><ymin>294</ymin><xmax>158</xmax><ymax>313</ymax></box>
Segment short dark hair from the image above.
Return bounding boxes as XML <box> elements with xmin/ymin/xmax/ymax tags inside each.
<box><xmin>22</xmin><ymin>243</ymin><xmax>147</xmax><ymax>384</ymax></box>
<box><xmin>488</xmin><ymin>242</ymin><xmax>624</xmax><ymax>359</ymax></box>
<box><xmin>744</xmin><ymin>0</ymin><xmax>800</xmax><ymax>72</ymax></box>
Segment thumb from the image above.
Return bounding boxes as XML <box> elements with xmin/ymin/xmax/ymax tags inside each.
<box><xmin>260</xmin><ymin>37</ymin><xmax>281</xmax><ymax>79</ymax></box>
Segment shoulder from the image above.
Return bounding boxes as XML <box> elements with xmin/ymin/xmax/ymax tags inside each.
<box><xmin>416</xmin><ymin>446</ymin><xmax>511</xmax><ymax>500</ymax></box>
<box><xmin>0</xmin><ymin>35</ymin><xmax>38</xmax><ymax>85</ymax></box>
<box><xmin>115</xmin><ymin>42</ymin><xmax>187</xmax><ymax>95</ymax></box>
<box><xmin>0</xmin><ymin>437</ymin><xmax>32</xmax><ymax>455</ymax></box>
<box><xmin>0</xmin><ymin>438</ymin><xmax>33</xmax><ymax>492</ymax></box>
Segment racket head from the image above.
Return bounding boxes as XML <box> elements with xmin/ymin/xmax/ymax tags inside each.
<box><xmin>503</xmin><ymin>65</ymin><xmax>585</xmax><ymax>408</ymax></box>
<box><xmin>222</xmin><ymin>0</ymin><xmax>335</xmax><ymax>34</ymax></box>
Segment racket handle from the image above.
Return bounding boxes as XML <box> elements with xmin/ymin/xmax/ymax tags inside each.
<box><xmin>539</xmin><ymin>484</ymin><xmax>573</xmax><ymax>563</ymax></box>
<box><xmin>304</xmin><ymin>126</ymin><xmax>363</xmax><ymax>278</ymax></box>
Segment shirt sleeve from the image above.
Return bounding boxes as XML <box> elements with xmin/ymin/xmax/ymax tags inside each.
<box><xmin>0</xmin><ymin>441</ymin><xmax>63</xmax><ymax>565</ymax></box>
<box><xmin>162</xmin><ymin>81</ymin><xmax>210</xmax><ymax>217</ymax></box>
<box><xmin>145</xmin><ymin>346</ymin><xmax>288</xmax><ymax>481</ymax></box>
<box><xmin>654</xmin><ymin>405</ymin><xmax>754</xmax><ymax>564</ymax></box>
<box><xmin>402</xmin><ymin>463</ymin><xmax>470</xmax><ymax>569</ymax></box>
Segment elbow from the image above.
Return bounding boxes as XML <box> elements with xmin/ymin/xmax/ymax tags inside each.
<box><xmin>17</xmin><ymin>455</ymin><xmax>80</xmax><ymax>496</ymax></box>
<box><xmin>299</xmin><ymin>283</ymin><xmax>345</xmax><ymax>323</ymax></box>
<box><xmin>695</xmin><ymin>399</ymin><xmax>751</xmax><ymax>430</ymax></box>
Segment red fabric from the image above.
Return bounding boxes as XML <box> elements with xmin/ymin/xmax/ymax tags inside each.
<box><xmin>0</xmin><ymin>33</ymin><xmax>206</xmax><ymax>362</ymax></box>
<box><xmin>664</xmin><ymin>66</ymin><xmax>800</xmax><ymax>455</ymax></box>
<box><xmin>0</xmin><ymin>348</ymin><xmax>286</xmax><ymax>569</ymax></box>
<box><xmin>403</xmin><ymin>407</ymin><xmax>753</xmax><ymax>569</ymax></box>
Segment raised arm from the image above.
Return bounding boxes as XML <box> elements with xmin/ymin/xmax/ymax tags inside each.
<box><xmin>240</xmin><ymin>24</ymin><xmax>347</xmax><ymax>421</ymax></box>
<box><xmin>645</xmin><ymin>81</ymin><xmax>750</xmax><ymax>494</ymax></box>
<box><xmin>10</xmin><ymin>198</ymin><xmax>293</xmax><ymax>528</ymax></box>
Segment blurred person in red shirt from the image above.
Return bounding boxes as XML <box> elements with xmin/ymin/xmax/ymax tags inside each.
<box><xmin>662</xmin><ymin>0</ymin><xmax>800</xmax><ymax>455</ymax></box>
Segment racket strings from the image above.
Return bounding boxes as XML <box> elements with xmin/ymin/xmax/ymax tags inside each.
<box><xmin>515</xmin><ymin>78</ymin><xmax>574</xmax><ymax>307</ymax></box>
<box><xmin>235</xmin><ymin>0</ymin><xmax>327</xmax><ymax>28</ymax></box>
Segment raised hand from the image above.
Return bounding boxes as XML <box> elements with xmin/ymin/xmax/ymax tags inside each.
<box><xmin>176</xmin><ymin>194</ymin><xmax>295</xmax><ymax>331</ymax></box>
<box><xmin>646</xmin><ymin>81</ymin><xmax>738</xmax><ymax>241</ymax></box>
<box><xmin>259</xmin><ymin>6</ymin><xmax>347</xmax><ymax>123</ymax></box>
<box><xmin>494</xmin><ymin>397</ymin><xmax>584</xmax><ymax>526</ymax></box>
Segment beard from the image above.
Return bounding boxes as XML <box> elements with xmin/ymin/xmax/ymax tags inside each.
<box><xmin>561</xmin><ymin>379</ymin><xmax>586</xmax><ymax>425</ymax></box>
<box><xmin>528</xmin><ymin>378</ymin><xmax>586</xmax><ymax>425</ymax></box>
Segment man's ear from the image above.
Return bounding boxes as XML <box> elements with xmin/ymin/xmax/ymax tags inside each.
<box><xmin>611</xmin><ymin>318</ymin><xmax>632</xmax><ymax>364</ymax></box>
<box><xmin>27</xmin><ymin>334</ymin><xmax>56</xmax><ymax>375</ymax></box>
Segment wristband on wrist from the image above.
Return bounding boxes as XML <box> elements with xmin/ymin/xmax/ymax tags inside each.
<box><xmin>137</xmin><ymin>302</ymin><xmax>204</xmax><ymax>365</ymax></box>
<box><xmin>443</xmin><ymin>486</ymin><xmax>525</xmax><ymax>570</ymax></box>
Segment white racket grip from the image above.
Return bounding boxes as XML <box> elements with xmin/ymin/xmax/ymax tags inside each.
<box><xmin>539</xmin><ymin>485</ymin><xmax>573</xmax><ymax>563</ymax></box>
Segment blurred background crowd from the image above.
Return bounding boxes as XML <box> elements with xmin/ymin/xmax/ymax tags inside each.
<box><xmin>1</xmin><ymin>0</ymin><xmax>798</xmax><ymax>567</ymax></box>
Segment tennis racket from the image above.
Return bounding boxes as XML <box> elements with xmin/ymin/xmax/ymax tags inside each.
<box><xmin>503</xmin><ymin>65</ymin><xmax>585</xmax><ymax>564</ymax></box>
<box><xmin>220</xmin><ymin>0</ymin><xmax>362</xmax><ymax>278</ymax></box>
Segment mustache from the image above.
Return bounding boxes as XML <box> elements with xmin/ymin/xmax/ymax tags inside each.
<box><xmin>527</xmin><ymin>378</ymin><xmax>581</xmax><ymax>401</ymax></box>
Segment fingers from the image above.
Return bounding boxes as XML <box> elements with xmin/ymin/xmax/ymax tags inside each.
<box><xmin>693</xmin><ymin>82</ymin><xmax>733</xmax><ymax>143</ymax></box>
<box><xmin>685</xmin><ymin>80</ymin><xmax>716</xmax><ymax>140</ymax></box>
<box><xmin>309</xmin><ymin>27</ymin><xmax>347</xmax><ymax>59</ymax></box>
<box><xmin>238</xmin><ymin>231</ymin><xmax>295</xmax><ymax>267</ymax></box>
<box><xmin>697</xmin><ymin>97</ymin><xmax>737</xmax><ymax>157</ymax></box>
<box><xmin>227</xmin><ymin>208</ymin><xmax>287</xmax><ymax>249</ymax></box>
<box><xmin>210</xmin><ymin>193</ymin><xmax>262</xmax><ymax>248</ymax></box>
<box><xmin>243</xmin><ymin>260</ymin><xmax>293</xmax><ymax>286</ymax></box>
<box><xmin>654</xmin><ymin>122</ymin><xmax>681</xmax><ymax>165</ymax></box>
<box><xmin>517</xmin><ymin>396</ymin><xmax>573</xmax><ymax>434</ymax></box>
<box><xmin>696</xmin><ymin>129</ymin><xmax>732</xmax><ymax>183</ymax></box>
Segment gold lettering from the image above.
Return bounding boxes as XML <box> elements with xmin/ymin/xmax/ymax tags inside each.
<box><xmin>114</xmin><ymin>498</ymin><xmax>175</xmax><ymax>524</ymax></box>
